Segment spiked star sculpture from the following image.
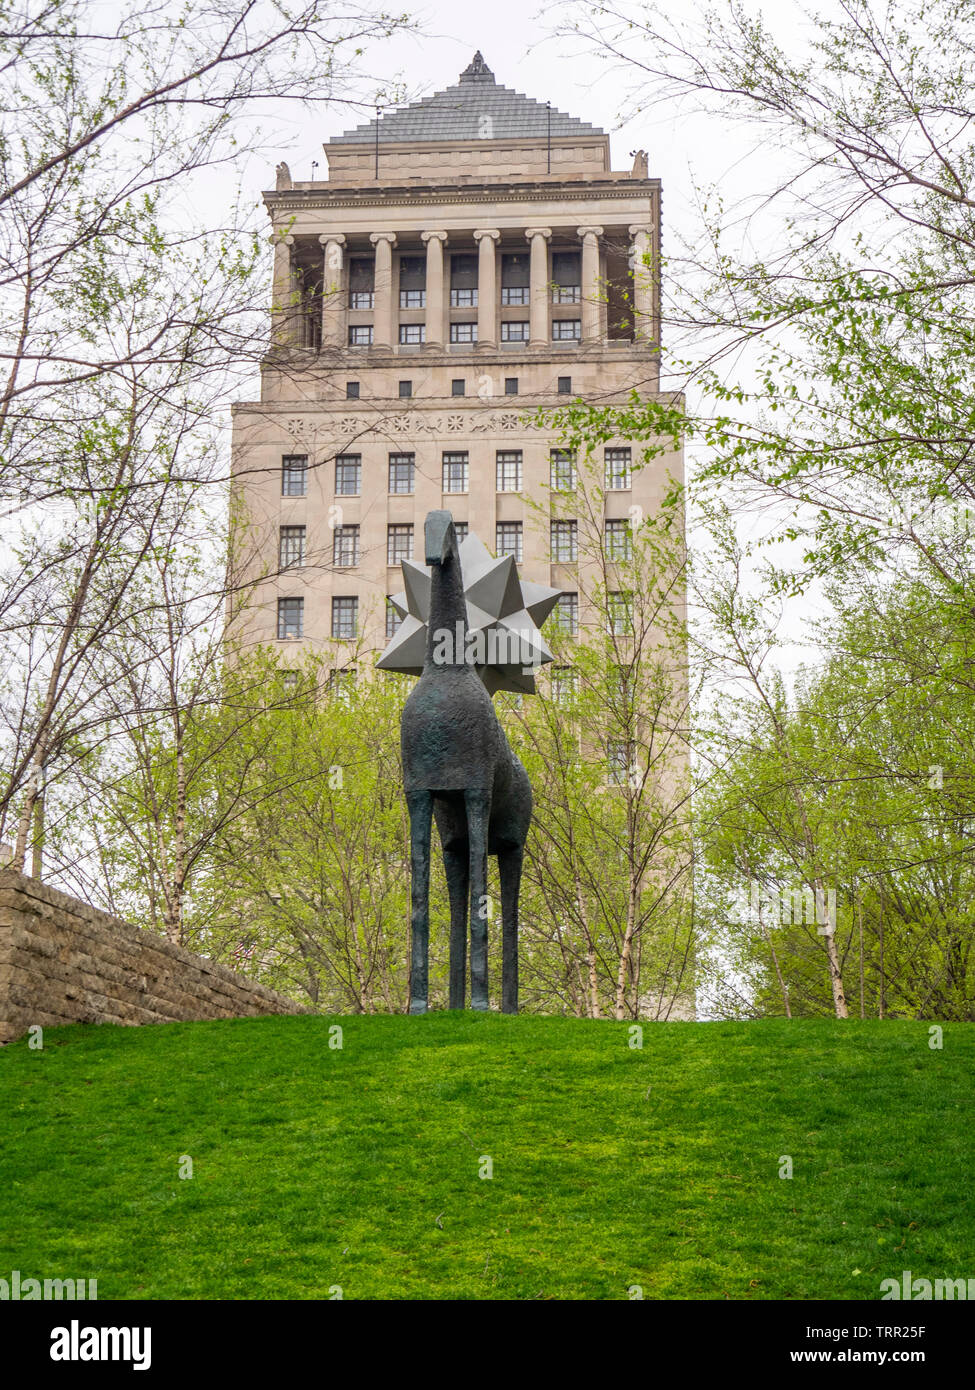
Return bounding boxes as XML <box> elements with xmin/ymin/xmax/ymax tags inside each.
<box><xmin>377</xmin><ymin>528</ymin><xmax>562</xmax><ymax>694</ymax></box>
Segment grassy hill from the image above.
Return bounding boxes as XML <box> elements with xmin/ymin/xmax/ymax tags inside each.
<box><xmin>1</xmin><ymin>1013</ymin><xmax>972</xmax><ymax>1300</ymax></box>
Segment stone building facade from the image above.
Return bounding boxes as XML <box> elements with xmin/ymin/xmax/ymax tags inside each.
<box><xmin>230</xmin><ymin>52</ymin><xmax>682</xmax><ymax>670</ymax></box>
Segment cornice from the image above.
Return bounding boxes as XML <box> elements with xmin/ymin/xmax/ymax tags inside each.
<box><xmin>265</xmin><ymin>180</ymin><xmax>659</xmax><ymax>215</ymax></box>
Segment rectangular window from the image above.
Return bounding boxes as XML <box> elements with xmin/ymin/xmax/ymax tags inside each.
<box><xmin>280</xmin><ymin>670</ymin><xmax>299</xmax><ymax>690</ymax></box>
<box><xmin>501</xmin><ymin>252</ymin><xmax>530</xmax><ymax>302</ymax></box>
<box><xmin>349</xmin><ymin>290</ymin><xmax>374</xmax><ymax>309</ymax></box>
<box><xmin>605</xmin><ymin>519</ymin><xmax>633</xmax><ymax>561</ymax></box>
<box><xmin>454</xmin><ymin>522</ymin><xmax>469</xmax><ymax>542</ymax></box>
<box><xmin>442</xmin><ymin>452</ymin><xmax>469</xmax><ymax>493</ymax></box>
<box><xmin>450</xmin><ymin>252</ymin><xmax>478</xmax><ymax>299</ymax></box>
<box><xmin>334</xmin><ymin>454</ymin><xmax>361</xmax><ymax>495</ymax></box>
<box><xmin>281</xmin><ymin>455</ymin><xmax>308</xmax><ymax>497</ymax></box>
<box><xmin>332</xmin><ymin>524</ymin><xmax>359</xmax><ymax>567</ymax></box>
<box><xmin>349</xmin><ymin>258</ymin><xmax>374</xmax><ymax>299</ymax></box>
<box><xmin>387</xmin><ymin>523</ymin><xmax>414</xmax><ymax>566</ymax></box>
<box><xmin>552</xmin><ymin>251</ymin><xmax>581</xmax><ymax>301</ymax></box>
<box><xmin>277</xmin><ymin>597</ymin><xmax>303</xmax><ymax>640</ymax></box>
<box><xmin>451</xmin><ymin>378</ymin><xmax>465</xmax><ymax>397</ymax></box>
<box><xmin>496</xmin><ymin>521</ymin><xmax>523</xmax><ymax>562</ymax></box>
<box><xmin>501</xmin><ymin>321</ymin><xmax>530</xmax><ymax>342</ymax></box>
<box><xmin>388</xmin><ymin>453</ymin><xmax>415</xmax><ymax>494</ymax></box>
<box><xmin>399</xmin><ymin>380</ymin><xmax>413</xmax><ymax>398</ymax></box>
<box><xmin>398</xmin><ymin>323</ymin><xmax>425</xmax><ymax>345</ymax></box>
<box><xmin>349</xmin><ymin>325</ymin><xmax>373</xmax><ymax>347</ymax></box>
<box><xmin>605</xmin><ymin>447</ymin><xmax>632</xmax><ymax>490</ymax></box>
<box><xmin>550</xmin><ymin>449</ymin><xmax>577</xmax><ymax>491</ymax></box>
<box><xmin>557</xmin><ymin>375</ymin><xmax>572</xmax><ymax>394</ymax></box>
<box><xmin>550</xmin><ymin>519</ymin><xmax>578</xmax><ymax>563</ymax></box>
<box><xmin>331</xmin><ymin>668</ymin><xmax>357</xmax><ymax>704</ymax></box>
<box><xmin>608</xmin><ymin>739</ymin><xmax>633</xmax><ymax>786</ymax></box>
<box><xmin>450</xmin><ymin>322</ymin><xmax>478</xmax><ymax>343</ymax></box>
<box><xmin>450</xmin><ymin>287</ymin><xmax>478</xmax><ymax>307</ymax></box>
<box><xmin>552</xmin><ymin>319</ymin><xmax>582</xmax><ymax>341</ymax></box>
<box><xmin>386</xmin><ymin>598</ymin><xmax>403</xmax><ymax>640</ymax></box>
<box><xmin>551</xmin><ymin>667</ymin><xmax>578</xmax><ymax>705</ymax></box>
<box><xmin>505</xmin><ymin>377</ymin><xmax>519</xmax><ymax>395</ymax></box>
<box><xmin>279</xmin><ymin>525</ymin><xmax>306</xmax><ymax>569</ymax></box>
<box><xmin>554</xmin><ymin>592</ymin><xmax>579</xmax><ymax>635</ymax></box>
<box><xmin>608</xmin><ymin>590</ymin><xmax>633</xmax><ymax>634</ymax></box>
<box><xmin>346</xmin><ymin>380</ymin><xmax>360</xmax><ymax>399</ymax></box>
<box><xmin>398</xmin><ymin>255</ymin><xmax>425</xmax><ymax>309</ymax></box>
<box><xmin>331</xmin><ymin>596</ymin><xmax>358</xmax><ymax>640</ymax></box>
<box><xmin>400</xmin><ymin>289</ymin><xmax>426</xmax><ymax>308</ymax></box>
<box><xmin>496</xmin><ymin>450</ymin><xmax>523</xmax><ymax>492</ymax></box>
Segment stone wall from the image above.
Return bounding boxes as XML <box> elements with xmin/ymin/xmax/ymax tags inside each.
<box><xmin>0</xmin><ymin>870</ymin><xmax>308</xmax><ymax>1044</ymax></box>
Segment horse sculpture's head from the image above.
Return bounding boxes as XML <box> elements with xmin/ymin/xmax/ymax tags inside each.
<box><xmin>425</xmin><ymin>509</ymin><xmax>458</xmax><ymax>566</ymax></box>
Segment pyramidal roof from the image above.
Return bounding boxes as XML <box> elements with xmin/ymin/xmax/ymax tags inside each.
<box><xmin>329</xmin><ymin>52</ymin><xmax>604</xmax><ymax>146</ymax></box>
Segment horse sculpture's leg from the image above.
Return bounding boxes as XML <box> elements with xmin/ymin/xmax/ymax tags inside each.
<box><xmin>465</xmin><ymin>789</ymin><xmax>491</xmax><ymax>1011</ymax></box>
<box><xmin>406</xmin><ymin>790</ymin><xmax>433</xmax><ymax>1014</ymax></box>
<box><xmin>498</xmin><ymin>844</ymin><xmax>523</xmax><ymax>1015</ymax></box>
<box><xmin>443</xmin><ymin>845</ymin><xmax>469</xmax><ymax>1009</ymax></box>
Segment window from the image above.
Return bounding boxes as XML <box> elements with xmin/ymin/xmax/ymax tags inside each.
<box><xmin>280</xmin><ymin>670</ymin><xmax>299</xmax><ymax>690</ymax></box>
<box><xmin>501</xmin><ymin>252</ymin><xmax>529</xmax><ymax>304</ymax></box>
<box><xmin>550</xmin><ymin>449</ymin><xmax>576</xmax><ymax>491</ymax></box>
<box><xmin>450</xmin><ymin>252</ymin><xmax>477</xmax><ymax>305</ymax></box>
<box><xmin>399</xmin><ymin>323</ymin><xmax>425</xmax><ymax>345</ymax></box>
<box><xmin>277</xmin><ymin>597</ymin><xmax>303</xmax><ymax>640</ymax></box>
<box><xmin>451</xmin><ymin>379</ymin><xmax>465</xmax><ymax>397</ymax></box>
<box><xmin>553</xmin><ymin>592</ymin><xmax>579</xmax><ymax>634</ymax></box>
<box><xmin>334</xmin><ymin>454</ymin><xmax>361</xmax><ymax>495</ymax></box>
<box><xmin>349</xmin><ymin>258</ymin><xmax>374</xmax><ymax>308</ymax></box>
<box><xmin>454</xmin><ymin>522</ymin><xmax>469</xmax><ymax>542</ymax></box>
<box><xmin>387</xmin><ymin>523</ymin><xmax>414</xmax><ymax>566</ymax></box>
<box><xmin>346</xmin><ymin>381</ymin><xmax>360</xmax><ymax>399</ymax></box>
<box><xmin>505</xmin><ymin>377</ymin><xmax>519</xmax><ymax>395</ymax></box>
<box><xmin>399</xmin><ymin>380</ymin><xmax>413</xmax><ymax>398</ymax></box>
<box><xmin>496</xmin><ymin>450</ymin><xmax>523</xmax><ymax>492</ymax></box>
<box><xmin>608</xmin><ymin>739</ymin><xmax>634</xmax><ymax>786</ymax></box>
<box><xmin>450</xmin><ymin>322</ymin><xmax>478</xmax><ymax>343</ymax></box>
<box><xmin>331</xmin><ymin>596</ymin><xmax>358</xmax><ymax>640</ymax></box>
<box><xmin>386</xmin><ymin>598</ymin><xmax>403</xmax><ymax>639</ymax></box>
<box><xmin>605</xmin><ymin>519</ymin><xmax>633</xmax><ymax>562</ymax></box>
<box><xmin>349</xmin><ymin>325</ymin><xmax>373</xmax><ymax>347</ymax></box>
<box><xmin>551</xmin><ymin>667</ymin><xmax>578</xmax><ymax>705</ymax></box>
<box><xmin>442</xmin><ymin>452</ymin><xmax>469</xmax><ymax>493</ymax></box>
<box><xmin>552</xmin><ymin>251</ymin><xmax>581</xmax><ymax>303</ymax></box>
<box><xmin>279</xmin><ymin>525</ymin><xmax>306</xmax><ymax>569</ymax></box>
<box><xmin>501</xmin><ymin>321</ymin><xmax>530</xmax><ymax>342</ymax></box>
<box><xmin>605</xmin><ymin>447</ymin><xmax>632</xmax><ymax>490</ymax></box>
<box><xmin>550</xmin><ymin>519</ymin><xmax>578</xmax><ymax>563</ymax></box>
<box><xmin>333</xmin><ymin>524</ymin><xmax>359</xmax><ymax>567</ymax></box>
<box><xmin>552</xmin><ymin>319</ymin><xmax>582</xmax><ymax>341</ymax></box>
<box><xmin>398</xmin><ymin>255</ymin><xmax>425</xmax><ymax>308</ymax></box>
<box><xmin>496</xmin><ymin>521</ymin><xmax>523</xmax><ymax>562</ymax></box>
<box><xmin>331</xmin><ymin>667</ymin><xmax>356</xmax><ymax>703</ymax></box>
<box><xmin>608</xmin><ymin>591</ymin><xmax>633</xmax><ymax>635</ymax></box>
<box><xmin>388</xmin><ymin>453</ymin><xmax>414</xmax><ymax>494</ymax></box>
<box><xmin>281</xmin><ymin>455</ymin><xmax>308</xmax><ymax>497</ymax></box>
<box><xmin>558</xmin><ymin>375</ymin><xmax>572</xmax><ymax>394</ymax></box>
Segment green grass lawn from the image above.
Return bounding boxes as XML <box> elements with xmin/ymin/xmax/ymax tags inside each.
<box><xmin>0</xmin><ymin>1013</ymin><xmax>972</xmax><ymax>1300</ymax></box>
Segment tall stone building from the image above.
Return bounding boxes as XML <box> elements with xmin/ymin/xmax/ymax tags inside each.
<box><xmin>230</xmin><ymin>52</ymin><xmax>682</xmax><ymax>676</ymax></box>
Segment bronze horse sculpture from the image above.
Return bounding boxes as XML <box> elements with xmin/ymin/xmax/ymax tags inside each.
<box><xmin>400</xmin><ymin>512</ymin><xmax>534</xmax><ymax>1013</ymax></box>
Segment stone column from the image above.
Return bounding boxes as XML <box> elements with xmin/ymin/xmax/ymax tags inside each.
<box><xmin>578</xmin><ymin>225</ymin><xmax>604</xmax><ymax>344</ymax></box>
<box><xmin>629</xmin><ymin>224</ymin><xmax>654</xmax><ymax>342</ymax></box>
<box><xmin>473</xmin><ymin>228</ymin><xmax>500</xmax><ymax>350</ymax></box>
<box><xmin>369</xmin><ymin>230</ymin><xmax>397</xmax><ymax>349</ymax></box>
<box><xmin>525</xmin><ymin>227</ymin><xmax>552</xmax><ymax>348</ymax></box>
<box><xmin>318</xmin><ymin>233</ymin><xmax>346</xmax><ymax>349</ymax></box>
<box><xmin>270</xmin><ymin>231</ymin><xmax>295</xmax><ymax>345</ymax></box>
<box><xmin>421</xmin><ymin>230</ymin><xmax>447</xmax><ymax>349</ymax></box>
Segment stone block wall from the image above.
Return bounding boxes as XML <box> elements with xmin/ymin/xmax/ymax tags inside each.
<box><xmin>0</xmin><ymin>870</ymin><xmax>307</xmax><ymax>1043</ymax></box>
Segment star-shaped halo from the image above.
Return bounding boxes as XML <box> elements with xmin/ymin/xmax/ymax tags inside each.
<box><xmin>376</xmin><ymin>530</ymin><xmax>562</xmax><ymax>695</ymax></box>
